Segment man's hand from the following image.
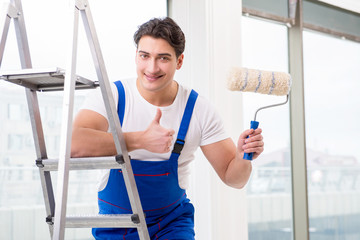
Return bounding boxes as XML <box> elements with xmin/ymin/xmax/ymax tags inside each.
<box><xmin>238</xmin><ymin>128</ymin><xmax>264</xmax><ymax>160</ymax></box>
<box><xmin>141</xmin><ymin>108</ymin><xmax>175</xmax><ymax>153</ymax></box>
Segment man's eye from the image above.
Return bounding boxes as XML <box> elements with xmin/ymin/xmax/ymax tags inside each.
<box><xmin>140</xmin><ymin>54</ymin><xmax>148</xmax><ymax>59</ymax></box>
<box><xmin>160</xmin><ymin>57</ymin><xmax>169</xmax><ymax>61</ymax></box>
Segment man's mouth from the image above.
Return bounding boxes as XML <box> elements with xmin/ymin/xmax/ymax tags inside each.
<box><xmin>144</xmin><ymin>73</ymin><xmax>164</xmax><ymax>81</ymax></box>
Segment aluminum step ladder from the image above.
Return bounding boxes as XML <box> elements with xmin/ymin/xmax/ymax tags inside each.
<box><xmin>0</xmin><ymin>0</ymin><xmax>150</xmax><ymax>239</ymax></box>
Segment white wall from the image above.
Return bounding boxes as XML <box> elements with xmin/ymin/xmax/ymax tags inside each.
<box><xmin>169</xmin><ymin>0</ymin><xmax>248</xmax><ymax>239</ymax></box>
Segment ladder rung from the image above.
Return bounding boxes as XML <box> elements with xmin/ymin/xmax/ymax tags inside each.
<box><xmin>0</xmin><ymin>67</ymin><xmax>99</xmax><ymax>91</ymax></box>
<box><xmin>39</xmin><ymin>156</ymin><xmax>123</xmax><ymax>171</ymax></box>
<box><xmin>60</xmin><ymin>214</ymin><xmax>139</xmax><ymax>228</ymax></box>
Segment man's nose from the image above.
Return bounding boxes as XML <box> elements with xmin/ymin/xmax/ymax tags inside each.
<box><xmin>147</xmin><ymin>58</ymin><xmax>160</xmax><ymax>73</ymax></box>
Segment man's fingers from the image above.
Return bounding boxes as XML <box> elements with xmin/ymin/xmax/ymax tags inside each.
<box><xmin>147</xmin><ymin>108</ymin><xmax>177</xmax><ymax>153</ymax></box>
<box><xmin>245</xmin><ymin>133</ymin><xmax>263</xmax><ymax>143</ymax></box>
<box><xmin>169</xmin><ymin>129</ymin><xmax>175</xmax><ymax>136</ymax></box>
<box><xmin>167</xmin><ymin>130</ymin><xmax>175</xmax><ymax>149</ymax></box>
<box><xmin>241</xmin><ymin>128</ymin><xmax>262</xmax><ymax>139</ymax></box>
<box><xmin>153</xmin><ymin>108</ymin><xmax>162</xmax><ymax>124</ymax></box>
<box><xmin>243</xmin><ymin>140</ymin><xmax>264</xmax><ymax>149</ymax></box>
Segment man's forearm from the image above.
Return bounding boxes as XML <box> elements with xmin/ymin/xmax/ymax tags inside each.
<box><xmin>71</xmin><ymin>127</ymin><xmax>116</xmax><ymax>157</ymax></box>
<box><xmin>224</xmin><ymin>152</ymin><xmax>252</xmax><ymax>189</ymax></box>
<box><xmin>71</xmin><ymin>127</ymin><xmax>148</xmax><ymax>157</ymax></box>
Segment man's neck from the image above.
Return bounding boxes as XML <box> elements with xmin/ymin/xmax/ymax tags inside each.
<box><xmin>136</xmin><ymin>80</ymin><xmax>179</xmax><ymax>107</ymax></box>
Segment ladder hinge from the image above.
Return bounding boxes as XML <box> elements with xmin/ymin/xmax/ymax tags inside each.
<box><xmin>6</xmin><ymin>3</ymin><xmax>19</xmax><ymax>19</ymax></box>
<box><xmin>46</xmin><ymin>216</ymin><xmax>53</xmax><ymax>225</ymax></box>
<box><xmin>115</xmin><ymin>155</ymin><xmax>131</xmax><ymax>164</ymax></box>
<box><xmin>75</xmin><ymin>0</ymin><xmax>88</xmax><ymax>10</ymax></box>
<box><xmin>36</xmin><ymin>158</ymin><xmax>44</xmax><ymax>168</ymax></box>
<box><xmin>131</xmin><ymin>214</ymin><xmax>140</xmax><ymax>224</ymax></box>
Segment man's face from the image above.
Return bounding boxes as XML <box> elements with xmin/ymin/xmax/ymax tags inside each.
<box><xmin>135</xmin><ymin>35</ymin><xmax>183</xmax><ymax>94</ymax></box>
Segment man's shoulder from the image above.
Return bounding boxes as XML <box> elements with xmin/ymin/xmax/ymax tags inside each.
<box><xmin>175</xmin><ymin>85</ymin><xmax>215</xmax><ymax>118</ymax></box>
<box><xmin>114</xmin><ymin>78</ymin><xmax>135</xmax><ymax>89</ymax></box>
<box><xmin>177</xmin><ymin>83</ymin><xmax>207</xmax><ymax>102</ymax></box>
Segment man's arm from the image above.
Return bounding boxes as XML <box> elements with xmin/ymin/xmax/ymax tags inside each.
<box><xmin>200</xmin><ymin>128</ymin><xmax>263</xmax><ymax>189</ymax></box>
<box><xmin>71</xmin><ymin>109</ymin><xmax>116</xmax><ymax>157</ymax></box>
<box><xmin>71</xmin><ymin>108</ymin><xmax>174</xmax><ymax>157</ymax></box>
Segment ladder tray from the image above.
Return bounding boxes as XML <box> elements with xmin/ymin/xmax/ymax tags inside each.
<box><xmin>0</xmin><ymin>67</ymin><xmax>99</xmax><ymax>91</ymax></box>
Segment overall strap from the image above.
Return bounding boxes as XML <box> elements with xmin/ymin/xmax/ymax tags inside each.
<box><xmin>114</xmin><ymin>81</ymin><xmax>125</xmax><ymax>126</ymax></box>
<box><xmin>171</xmin><ymin>89</ymin><xmax>199</xmax><ymax>158</ymax></box>
<box><xmin>114</xmin><ymin>81</ymin><xmax>198</xmax><ymax>158</ymax></box>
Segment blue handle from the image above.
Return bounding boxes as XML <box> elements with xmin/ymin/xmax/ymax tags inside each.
<box><xmin>243</xmin><ymin>120</ymin><xmax>259</xmax><ymax>160</ymax></box>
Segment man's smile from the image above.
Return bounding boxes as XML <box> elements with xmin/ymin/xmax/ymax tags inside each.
<box><xmin>144</xmin><ymin>73</ymin><xmax>164</xmax><ymax>81</ymax></box>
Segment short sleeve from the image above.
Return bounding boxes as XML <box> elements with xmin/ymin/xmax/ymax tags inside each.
<box><xmin>79</xmin><ymin>83</ymin><xmax>119</xmax><ymax>121</ymax></box>
<box><xmin>195</xmin><ymin>96</ymin><xmax>229</xmax><ymax>146</ymax></box>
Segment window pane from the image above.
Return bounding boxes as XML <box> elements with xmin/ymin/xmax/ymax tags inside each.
<box><xmin>8</xmin><ymin>134</ymin><xmax>22</xmax><ymax>150</ymax></box>
<box><xmin>303</xmin><ymin>30</ymin><xmax>360</xmax><ymax>240</ymax></box>
<box><xmin>8</xmin><ymin>103</ymin><xmax>22</xmax><ymax>120</ymax></box>
<box><xmin>0</xmin><ymin>0</ymin><xmax>167</xmax><ymax>239</ymax></box>
<box><xmin>241</xmin><ymin>17</ymin><xmax>293</xmax><ymax>240</ymax></box>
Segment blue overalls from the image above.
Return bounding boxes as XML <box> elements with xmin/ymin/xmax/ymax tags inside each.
<box><xmin>92</xmin><ymin>81</ymin><xmax>198</xmax><ymax>240</ymax></box>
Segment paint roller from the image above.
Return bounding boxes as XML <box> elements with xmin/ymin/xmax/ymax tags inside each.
<box><xmin>227</xmin><ymin>67</ymin><xmax>292</xmax><ymax>160</ymax></box>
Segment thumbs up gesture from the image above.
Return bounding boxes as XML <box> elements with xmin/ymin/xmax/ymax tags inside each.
<box><xmin>142</xmin><ymin>108</ymin><xmax>175</xmax><ymax>153</ymax></box>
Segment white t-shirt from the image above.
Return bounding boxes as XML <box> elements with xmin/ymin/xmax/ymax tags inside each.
<box><xmin>80</xmin><ymin>78</ymin><xmax>228</xmax><ymax>190</ymax></box>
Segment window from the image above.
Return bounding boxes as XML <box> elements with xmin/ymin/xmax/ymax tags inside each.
<box><xmin>303</xmin><ymin>30</ymin><xmax>360</xmax><ymax>240</ymax></box>
<box><xmin>241</xmin><ymin>16</ymin><xmax>293</xmax><ymax>240</ymax></box>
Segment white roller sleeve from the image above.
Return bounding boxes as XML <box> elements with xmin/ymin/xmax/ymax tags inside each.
<box><xmin>227</xmin><ymin>67</ymin><xmax>292</xmax><ymax>96</ymax></box>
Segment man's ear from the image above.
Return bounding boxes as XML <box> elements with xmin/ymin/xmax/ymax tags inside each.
<box><xmin>176</xmin><ymin>54</ymin><xmax>184</xmax><ymax>70</ymax></box>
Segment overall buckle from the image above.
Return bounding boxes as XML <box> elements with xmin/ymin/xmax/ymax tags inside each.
<box><xmin>172</xmin><ymin>139</ymin><xmax>185</xmax><ymax>155</ymax></box>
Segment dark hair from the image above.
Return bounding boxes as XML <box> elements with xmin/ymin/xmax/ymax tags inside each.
<box><xmin>133</xmin><ymin>17</ymin><xmax>185</xmax><ymax>58</ymax></box>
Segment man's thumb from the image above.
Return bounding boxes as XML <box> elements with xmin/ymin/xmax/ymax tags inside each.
<box><xmin>153</xmin><ymin>108</ymin><xmax>162</xmax><ymax>124</ymax></box>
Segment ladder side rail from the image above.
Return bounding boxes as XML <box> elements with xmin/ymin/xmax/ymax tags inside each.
<box><xmin>78</xmin><ymin>1</ymin><xmax>150</xmax><ymax>239</ymax></box>
<box><xmin>3</xmin><ymin>0</ymin><xmax>56</xmax><ymax>237</ymax></box>
<box><xmin>0</xmin><ymin>2</ymin><xmax>15</xmax><ymax>65</ymax></box>
<box><xmin>38</xmin><ymin>169</ymin><xmax>56</xmax><ymax>233</ymax></box>
<box><xmin>26</xmin><ymin>90</ymin><xmax>56</xmax><ymax>237</ymax></box>
<box><xmin>11</xmin><ymin>0</ymin><xmax>31</xmax><ymax>68</ymax></box>
<box><xmin>25</xmin><ymin>85</ymin><xmax>46</xmax><ymax>164</ymax></box>
<box><xmin>77</xmin><ymin>1</ymin><xmax>127</xmax><ymax>155</ymax></box>
<box><xmin>52</xmin><ymin>3</ymin><xmax>80</xmax><ymax>240</ymax></box>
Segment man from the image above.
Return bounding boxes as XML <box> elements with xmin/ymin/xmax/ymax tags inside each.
<box><xmin>71</xmin><ymin>17</ymin><xmax>264</xmax><ymax>240</ymax></box>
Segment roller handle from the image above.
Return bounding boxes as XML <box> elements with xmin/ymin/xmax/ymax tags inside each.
<box><xmin>243</xmin><ymin>120</ymin><xmax>259</xmax><ymax>160</ymax></box>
